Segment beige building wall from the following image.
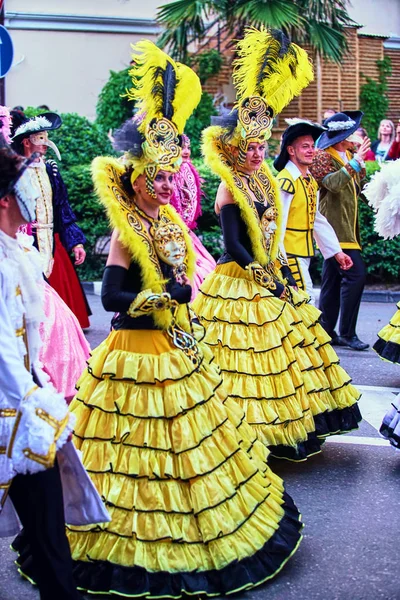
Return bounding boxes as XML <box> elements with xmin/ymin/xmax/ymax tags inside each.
<box><xmin>5</xmin><ymin>0</ymin><xmax>162</xmax><ymax>118</ymax></box>
<box><xmin>7</xmin><ymin>0</ymin><xmax>161</xmax><ymax>21</ymax></box>
<box><xmin>347</xmin><ymin>0</ymin><xmax>400</xmax><ymax>37</ymax></box>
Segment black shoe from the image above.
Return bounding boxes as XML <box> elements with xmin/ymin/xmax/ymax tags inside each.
<box><xmin>330</xmin><ymin>331</ymin><xmax>340</xmax><ymax>346</ymax></box>
<box><xmin>336</xmin><ymin>335</ymin><xmax>369</xmax><ymax>351</ymax></box>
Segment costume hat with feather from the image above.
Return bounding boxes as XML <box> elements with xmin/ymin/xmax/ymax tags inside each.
<box><xmin>91</xmin><ymin>41</ymin><xmax>201</xmax><ymax>332</ymax></box>
<box><xmin>202</xmin><ymin>28</ymin><xmax>314</xmax><ymax>265</ymax></box>
<box><xmin>274</xmin><ymin>119</ymin><xmax>325</xmax><ymax>172</ymax></box>
<box><xmin>316</xmin><ymin>111</ymin><xmax>363</xmax><ymax>150</ymax></box>
<box><xmin>208</xmin><ymin>28</ymin><xmax>314</xmax><ymax>167</ymax></box>
<box><xmin>10</xmin><ymin>110</ymin><xmax>62</xmax><ymax>160</ymax></box>
<box><xmin>110</xmin><ymin>40</ymin><xmax>202</xmax><ymax>198</ymax></box>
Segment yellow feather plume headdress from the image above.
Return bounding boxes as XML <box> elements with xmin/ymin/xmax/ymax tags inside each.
<box><xmin>233</xmin><ymin>27</ymin><xmax>314</xmax><ymax>117</ymax></box>
<box><xmin>115</xmin><ymin>41</ymin><xmax>202</xmax><ymax>189</ymax></box>
<box><xmin>208</xmin><ymin>28</ymin><xmax>314</xmax><ymax>166</ymax></box>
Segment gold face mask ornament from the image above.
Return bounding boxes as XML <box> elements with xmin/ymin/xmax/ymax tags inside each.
<box><xmin>261</xmin><ymin>205</ymin><xmax>278</xmax><ymax>252</ymax></box>
<box><xmin>153</xmin><ymin>222</ymin><xmax>187</xmax><ymax>283</ymax></box>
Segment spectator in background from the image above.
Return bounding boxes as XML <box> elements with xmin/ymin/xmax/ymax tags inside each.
<box><xmin>356</xmin><ymin>127</ymin><xmax>376</xmax><ymax>161</ymax></box>
<box><xmin>387</xmin><ymin>120</ymin><xmax>400</xmax><ymax>161</ymax></box>
<box><xmin>322</xmin><ymin>108</ymin><xmax>336</xmax><ymax>124</ymax></box>
<box><xmin>370</xmin><ymin>119</ymin><xmax>395</xmax><ymax>162</ymax></box>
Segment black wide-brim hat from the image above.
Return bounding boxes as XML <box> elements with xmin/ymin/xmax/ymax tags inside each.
<box><xmin>274</xmin><ymin>121</ymin><xmax>325</xmax><ymax>172</ymax></box>
<box><xmin>316</xmin><ymin>111</ymin><xmax>363</xmax><ymax>150</ymax></box>
<box><xmin>11</xmin><ymin>112</ymin><xmax>62</xmax><ymax>144</ymax></box>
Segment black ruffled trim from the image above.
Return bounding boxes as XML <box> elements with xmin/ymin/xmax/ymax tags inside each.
<box><xmin>74</xmin><ymin>379</ymin><xmax>224</xmax><ymax>420</ymax></box>
<box><xmin>314</xmin><ymin>404</ymin><xmax>362</xmax><ymax>438</ymax></box>
<box><xmin>86</xmin><ymin>354</ymin><xmax>206</xmax><ymax>385</ymax></box>
<box><xmin>379</xmin><ymin>423</ymin><xmax>400</xmax><ymax>449</ymax></box>
<box><xmin>205</xmin><ymin>330</ymin><xmax>295</xmax><ymax>354</ymax></box>
<box><xmin>269</xmin><ymin>431</ymin><xmax>324</xmax><ymax>462</ymax></box>
<box><xmin>220</xmin><ymin>359</ymin><xmax>297</xmax><ymax>378</ymax></box>
<box><xmin>13</xmin><ymin>493</ymin><xmax>303</xmax><ymax>598</ymax></box>
<box><xmin>373</xmin><ymin>337</ymin><xmax>400</xmax><ymax>365</ymax></box>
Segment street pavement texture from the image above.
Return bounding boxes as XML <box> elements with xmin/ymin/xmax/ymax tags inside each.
<box><xmin>1</xmin><ymin>296</ymin><xmax>400</xmax><ymax>600</ymax></box>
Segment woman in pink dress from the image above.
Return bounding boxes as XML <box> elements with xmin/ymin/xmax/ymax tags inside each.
<box><xmin>171</xmin><ymin>134</ymin><xmax>216</xmax><ymax>297</ymax></box>
<box><xmin>40</xmin><ymin>280</ymin><xmax>90</xmax><ymax>403</ymax></box>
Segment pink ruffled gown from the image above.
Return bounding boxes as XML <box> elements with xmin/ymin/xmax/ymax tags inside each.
<box><xmin>40</xmin><ymin>282</ymin><xmax>90</xmax><ymax>403</ymax></box>
<box><xmin>171</xmin><ymin>161</ymin><xmax>216</xmax><ymax>298</ymax></box>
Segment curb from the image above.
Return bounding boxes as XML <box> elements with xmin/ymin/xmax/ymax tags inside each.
<box><xmin>82</xmin><ymin>281</ymin><xmax>102</xmax><ymax>296</ymax></box>
<box><xmin>83</xmin><ymin>281</ymin><xmax>400</xmax><ymax>303</ymax></box>
<box><xmin>313</xmin><ymin>289</ymin><xmax>400</xmax><ymax>304</ymax></box>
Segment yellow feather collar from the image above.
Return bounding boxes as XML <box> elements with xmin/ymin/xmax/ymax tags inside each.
<box><xmin>202</xmin><ymin>126</ymin><xmax>282</xmax><ymax>264</ymax></box>
<box><xmin>92</xmin><ymin>156</ymin><xmax>196</xmax><ymax>331</ymax></box>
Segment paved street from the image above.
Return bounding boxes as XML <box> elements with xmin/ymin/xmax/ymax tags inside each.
<box><xmin>1</xmin><ymin>296</ymin><xmax>400</xmax><ymax>600</ymax></box>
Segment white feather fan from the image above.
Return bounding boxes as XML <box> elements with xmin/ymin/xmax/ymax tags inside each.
<box><xmin>363</xmin><ymin>159</ymin><xmax>400</xmax><ymax>239</ymax></box>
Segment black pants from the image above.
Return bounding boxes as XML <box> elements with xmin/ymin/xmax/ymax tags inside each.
<box><xmin>319</xmin><ymin>249</ymin><xmax>366</xmax><ymax>338</ymax></box>
<box><xmin>9</xmin><ymin>462</ymin><xmax>80</xmax><ymax>600</ymax></box>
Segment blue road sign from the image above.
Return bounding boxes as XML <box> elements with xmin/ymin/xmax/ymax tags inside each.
<box><xmin>0</xmin><ymin>25</ymin><xmax>13</xmax><ymax>78</ymax></box>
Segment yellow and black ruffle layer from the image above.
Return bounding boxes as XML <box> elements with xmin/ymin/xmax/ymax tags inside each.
<box><xmin>39</xmin><ymin>328</ymin><xmax>302</xmax><ymax>597</ymax></box>
<box><xmin>287</xmin><ymin>287</ymin><xmax>362</xmax><ymax>433</ymax></box>
<box><xmin>373</xmin><ymin>302</ymin><xmax>400</xmax><ymax>364</ymax></box>
<box><xmin>192</xmin><ymin>263</ymin><xmax>361</xmax><ymax>461</ymax></box>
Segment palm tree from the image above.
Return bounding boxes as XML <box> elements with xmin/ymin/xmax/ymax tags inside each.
<box><xmin>157</xmin><ymin>0</ymin><xmax>355</xmax><ymax>64</ymax></box>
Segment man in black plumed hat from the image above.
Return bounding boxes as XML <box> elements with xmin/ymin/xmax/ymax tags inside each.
<box><xmin>309</xmin><ymin>111</ymin><xmax>371</xmax><ymax>351</ymax></box>
<box><xmin>274</xmin><ymin>119</ymin><xmax>353</xmax><ymax>305</ymax></box>
<box><xmin>10</xmin><ymin>110</ymin><xmax>91</xmax><ymax>329</ymax></box>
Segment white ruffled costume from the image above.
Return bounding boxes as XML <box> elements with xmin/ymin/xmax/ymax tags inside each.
<box><xmin>363</xmin><ymin>159</ymin><xmax>400</xmax><ymax>239</ymax></box>
<box><xmin>0</xmin><ymin>230</ymin><xmax>108</xmax><ymax>536</ymax></box>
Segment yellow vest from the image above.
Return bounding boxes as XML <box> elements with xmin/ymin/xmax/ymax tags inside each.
<box><xmin>278</xmin><ymin>168</ymin><xmax>318</xmax><ymax>258</ymax></box>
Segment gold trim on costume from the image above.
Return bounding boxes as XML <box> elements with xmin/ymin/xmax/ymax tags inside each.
<box><xmin>0</xmin><ymin>409</ymin><xmax>17</xmax><ymax>417</ymax></box>
<box><xmin>22</xmin><ymin>446</ymin><xmax>56</xmax><ymax>469</ymax></box>
<box><xmin>7</xmin><ymin>412</ymin><xmax>22</xmax><ymax>459</ymax></box>
<box><xmin>92</xmin><ymin>157</ymin><xmax>196</xmax><ymax>332</ymax></box>
<box><xmin>287</xmin><ymin>256</ymin><xmax>305</xmax><ymax>290</ymax></box>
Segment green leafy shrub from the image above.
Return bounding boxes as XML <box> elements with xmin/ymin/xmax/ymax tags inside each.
<box><xmin>192</xmin><ymin>159</ymin><xmax>222</xmax><ymax>256</ymax></box>
<box><xmin>360</xmin><ymin>57</ymin><xmax>392</xmax><ymax>140</ymax></box>
<box><xmin>62</xmin><ymin>165</ymin><xmax>109</xmax><ymax>280</ymax></box>
<box><xmin>191</xmin><ymin>49</ymin><xmax>223</xmax><ymax>84</ymax></box>
<box><xmin>185</xmin><ymin>93</ymin><xmax>217</xmax><ymax>158</ymax></box>
<box><xmin>96</xmin><ymin>67</ymin><xmax>134</xmax><ymax>132</ymax></box>
<box><xmin>23</xmin><ymin>109</ymin><xmax>113</xmax><ymax>171</ymax></box>
<box><xmin>49</xmin><ymin>113</ymin><xmax>113</xmax><ymax>173</ymax></box>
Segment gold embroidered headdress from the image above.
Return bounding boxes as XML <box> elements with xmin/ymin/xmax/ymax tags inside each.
<box><xmin>120</xmin><ymin>41</ymin><xmax>202</xmax><ymax>197</ymax></box>
<box><xmin>202</xmin><ymin>27</ymin><xmax>314</xmax><ymax>264</ymax></box>
<box><xmin>91</xmin><ymin>41</ymin><xmax>201</xmax><ymax>333</ymax></box>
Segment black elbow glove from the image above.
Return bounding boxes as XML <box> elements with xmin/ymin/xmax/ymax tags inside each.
<box><xmin>219</xmin><ymin>204</ymin><xmax>255</xmax><ymax>268</ymax></box>
<box><xmin>101</xmin><ymin>265</ymin><xmax>136</xmax><ymax>312</ymax></box>
<box><xmin>220</xmin><ymin>204</ymin><xmax>284</xmax><ymax>299</ymax></box>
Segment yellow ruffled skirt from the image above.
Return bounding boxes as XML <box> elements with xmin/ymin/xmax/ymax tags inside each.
<box><xmin>373</xmin><ymin>302</ymin><xmax>400</xmax><ymax>364</ymax></box>
<box><xmin>63</xmin><ymin>328</ymin><xmax>302</xmax><ymax>597</ymax></box>
<box><xmin>192</xmin><ymin>263</ymin><xmax>362</xmax><ymax>460</ymax></box>
<box><xmin>288</xmin><ymin>287</ymin><xmax>362</xmax><ymax>419</ymax></box>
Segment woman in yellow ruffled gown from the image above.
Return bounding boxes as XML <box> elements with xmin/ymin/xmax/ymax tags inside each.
<box><xmin>192</xmin><ymin>28</ymin><xmax>361</xmax><ymax>462</ymax></box>
<box><xmin>11</xmin><ymin>42</ymin><xmax>304</xmax><ymax>598</ymax></box>
<box><xmin>373</xmin><ymin>303</ymin><xmax>400</xmax><ymax>364</ymax></box>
